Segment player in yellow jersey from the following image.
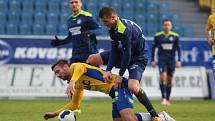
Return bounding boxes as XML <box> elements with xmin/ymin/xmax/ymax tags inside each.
<box><xmin>205</xmin><ymin>13</ymin><xmax>215</xmax><ymax>78</ymax></box>
<box><xmin>43</xmin><ymin>59</ymin><xmax>175</xmax><ymax>121</ymax></box>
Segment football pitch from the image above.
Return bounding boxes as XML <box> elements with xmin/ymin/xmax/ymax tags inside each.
<box><xmin>0</xmin><ymin>99</ymin><xmax>214</xmax><ymax>121</ymax></box>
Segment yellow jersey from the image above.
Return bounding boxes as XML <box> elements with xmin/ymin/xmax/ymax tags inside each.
<box><xmin>54</xmin><ymin>63</ymin><xmax>116</xmax><ymax>115</ymax></box>
<box><xmin>206</xmin><ymin>14</ymin><xmax>215</xmax><ymax>55</ymax></box>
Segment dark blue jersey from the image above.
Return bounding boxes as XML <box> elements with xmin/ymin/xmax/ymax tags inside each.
<box><xmin>60</xmin><ymin>10</ymin><xmax>100</xmax><ymax>60</ymax></box>
<box><xmin>106</xmin><ymin>18</ymin><xmax>148</xmax><ymax>76</ymax></box>
<box><xmin>151</xmin><ymin>31</ymin><xmax>181</xmax><ymax>62</ymax></box>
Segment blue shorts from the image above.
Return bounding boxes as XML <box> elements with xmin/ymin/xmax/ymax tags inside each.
<box><xmin>100</xmin><ymin>51</ymin><xmax>146</xmax><ymax>81</ymax></box>
<box><xmin>109</xmin><ymin>78</ymin><xmax>134</xmax><ymax>118</ymax></box>
<box><xmin>158</xmin><ymin>60</ymin><xmax>175</xmax><ymax>76</ymax></box>
<box><xmin>212</xmin><ymin>55</ymin><xmax>215</xmax><ymax>73</ymax></box>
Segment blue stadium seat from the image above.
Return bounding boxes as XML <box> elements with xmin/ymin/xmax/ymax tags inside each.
<box><xmin>48</xmin><ymin>0</ymin><xmax>60</xmax><ymax>13</ymax></box>
<box><xmin>171</xmin><ymin>14</ymin><xmax>181</xmax><ymax>25</ymax></box>
<box><xmin>97</xmin><ymin>0</ymin><xmax>110</xmax><ymax>11</ymax></box>
<box><xmin>9</xmin><ymin>0</ymin><xmax>21</xmax><ymax>12</ymax></box>
<box><xmin>0</xmin><ymin>24</ymin><xmax>5</xmax><ymax>34</ymax></box>
<box><xmin>122</xmin><ymin>3</ymin><xmax>134</xmax><ymax>20</ymax></box>
<box><xmin>0</xmin><ymin>0</ymin><xmax>8</xmax><ymax>13</ymax></box>
<box><xmin>112</xmin><ymin>1</ymin><xmax>122</xmax><ymax>15</ymax></box>
<box><xmin>21</xmin><ymin>12</ymin><xmax>33</xmax><ymax>24</ymax></box>
<box><xmin>173</xmin><ymin>25</ymin><xmax>184</xmax><ymax>36</ymax></box>
<box><xmin>35</xmin><ymin>0</ymin><xmax>47</xmax><ymax>13</ymax></box>
<box><xmin>22</xmin><ymin>0</ymin><xmax>34</xmax><ymax>13</ymax></box>
<box><xmin>147</xmin><ymin>2</ymin><xmax>159</xmax><ymax>13</ymax></box>
<box><xmin>147</xmin><ymin>13</ymin><xmax>158</xmax><ymax>24</ymax></box>
<box><xmin>32</xmin><ymin>23</ymin><xmax>45</xmax><ymax>35</ymax></box>
<box><xmin>0</xmin><ymin>11</ymin><xmax>7</xmax><ymax>24</ymax></box>
<box><xmin>6</xmin><ymin>23</ymin><xmax>18</xmax><ymax>35</ymax></box>
<box><xmin>60</xmin><ymin>1</ymin><xmax>70</xmax><ymax>14</ymax></box>
<box><xmin>60</xmin><ymin>13</ymin><xmax>69</xmax><ymax>24</ymax></box>
<box><xmin>34</xmin><ymin>12</ymin><xmax>46</xmax><ymax>25</ymax></box>
<box><xmin>19</xmin><ymin>23</ymin><xmax>31</xmax><ymax>35</ymax></box>
<box><xmin>86</xmin><ymin>1</ymin><xmax>97</xmax><ymax>16</ymax></box>
<box><xmin>182</xmin><ymin>24</ymin><xmax>195</xmax><ymax>37</ymax></box>
<box><xmin>58</xmin><ymin>24</ymin><xmax>67</xmax><ymax>35</ymax></box>
<box><xmin>46</xmin><ymin>24</ymin><xmax>58</xmax><ymax>35</ymax></box>
<box><xmin>8</xmin><ymin>11</ymin><xmax>20</xmax><ymax>24</ymax></box>
<box><xmin>135</xmin><ymin>14</ymin><xmax>146</xmax><ymax>28</ymax></box>
<box><xmin>47</xmin><ymin>12</ymin><xmax>59</xmax><ymax>24</ymax></box>
<box><xmin>135</xmin><ymin>2</ymin><xmax>146</xmax><ymax>14</ymax></box>
<box><xmin>159</xmin><ymin>3</ymin><xmax>169</xmax><ymax>14</ymax></box>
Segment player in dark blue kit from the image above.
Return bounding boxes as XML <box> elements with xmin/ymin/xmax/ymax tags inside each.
<box><xmin>87</xmin><ymin>6</ymin><xmax>161</xmax><ymax>121</ymax></box>
<box><xmin>151</xmin><ymin>19</ymin><xmax>181</xmax><ymax>106</ymax></box>
<box><xmin>51</xmin><ymin>0</ymin><xmax>100</xmax><ymax>63</ymax></box>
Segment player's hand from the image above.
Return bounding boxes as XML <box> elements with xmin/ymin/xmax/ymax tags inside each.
<box><xmin>207</xmin><ymin>37</ymin><xmax>214</xmax><ymax>45</ymax></box>
<box><xmin>114</xmin><ymin>75</ymin><xmax>122</xmax><ymax>89</ymax></box>
<box><xmin>151</xmin><ymin>61</ymin><xmax>157</xmax><ymax>68</ymax></box>
<box><xmin>176</xmin><ymin>61</ymin><xmax>181</xmax><ymax>68</ymax></box>
<box><xmin>66</xmin><ymin>80</ymin><xmax>75</xmax><ymax>97</ymax></box>
<box><xmin>51</xmin><ymin>35</ymin><xmax>61</xmax><ymax>47</ymax></box>
<box><xmin>103</xmin><ymin>71</ymin><xmax>113</xmax><ymax>83</ymax></box>
<box><xmin>43</xmin><ymin>112</ymin><xmax>57</xmax><ymax>120</ymax></box>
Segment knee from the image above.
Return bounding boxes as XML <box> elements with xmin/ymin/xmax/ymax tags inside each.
<box><xmin>87</xmin><ymin>54</ymin><xmax>103</xmax><ymax>66</ymax></box>
<box><xmin>128</xmin><ymin>80</ymin><xmax>140</xmax><ymax>94</ymax></box>
<box><xmin>121</xmin><ymin>114</ymin><xmax>138</xmax><ymax>121</ymax></box>
<box><xmin>160</xmin><ymin>73</ymin><xmax>167</xmax><ymax>81</ymax></box>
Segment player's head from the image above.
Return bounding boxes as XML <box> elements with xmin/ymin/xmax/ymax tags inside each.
<box><xmin>52</xmin><ymin>59</ymin><xmax>71</xmax><ymax>80</ymax></box>
<box><xmin>68</xmin><ymin>0</ymin><xmax>82</xmax><ymax>14</ymax></box>
<box><xmin>162</xmin><ymin>19</ymin><xmax>172</xmax><ymax>33</ymax></box>
<box><xmin>99</xmin><ymin>6</ymin><xmax>118</xmax><ymax>29</ymax></box>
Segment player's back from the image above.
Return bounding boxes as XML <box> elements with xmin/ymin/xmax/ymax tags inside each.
<box><xmin>70</xmin><ymin>63</ymin><xmax>116</xmax><ymax>94</ymax></box>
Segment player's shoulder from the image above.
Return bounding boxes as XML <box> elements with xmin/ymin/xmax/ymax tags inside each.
<box><xmin>79</xmin><ymin>10</ymin><xmax>93</xmax><ymax>17</ymax></box>
<box><xmin>208</xmin><ymin>14</ymin><xmax>215</xmax><ymax>20</ymax></box>
<box><xmin>70</xmin><ymin>63</ymin><xmax>85</xmax><ymax>68</ymax></box>
<box><xmin>155</xmin><ymin>31</ymin><xmax>164</xmax><ymax>36</ymax></box>
<box><xmin>169</xmin><ymin>31</ymin><xmax>179</xmax><ymax>37</ymax></box>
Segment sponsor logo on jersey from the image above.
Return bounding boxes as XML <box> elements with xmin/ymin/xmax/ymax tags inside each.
<box><xmin>169</xmin><ymin>36</ymin><xmax>174</xmax><ymax>41</ymax></box>
<box><xmin>77</xmin><ymin>19</ymin><xmax>82</xmax><ymax>24</ymax></box>
<box><xmin>69</xmin><ymin>26</ymin><xmax>81</xmax><ymax>35</ymax></box>
<box><xmin>161</xmin><ymin>43</ymin><xmax>173</xmax><ymax>50</ymax></box>
<box><xmin>0</xmin><ymin>40</ymin><xmax>13</xmax><ymax>64</ymax></box>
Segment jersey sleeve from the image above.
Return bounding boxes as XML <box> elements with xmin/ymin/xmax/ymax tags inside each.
<box><xmin>151</xmin><ymin>36</ymin><xmax>158</xmax><ymax>62</ymax></box>
<box><xmin>118</xmin><ymin>29</ymin><xmax>132</xmax><ymax>76</ymax></box>
<box><xmin>82</xmin><ymin>16</ymin><xmax>101</xmax><ymax>35</ymax></box>
<box><xmin>175</xmin><ymin>36</ymin><xmax>181</xmax><ymax>61</ymax></box>
<box><xmin>206</xmin><ymin>16</ymin><xmax>213</xmax><ymax>31</ymax></box>
<box><xmin>54</xmin><ymin>87</ymin><xmax>84</xmax><ymax>115</ymax></box>
<box><xmin>106</xmin><ymin>41</ymin><xmax>119</xmax><ymax>72</ymax></box>
<box><xmin>70</xmin><ymin>64</ymin><xmax>86</xmax><ymax>82</ymax></box>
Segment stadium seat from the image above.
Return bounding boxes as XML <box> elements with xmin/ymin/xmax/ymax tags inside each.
<box><xmin>58</xmin><ymin>24</ymin><xmax>67</xmax><ymax>35</ymax></box>
<box><xmin>32</xmin><ymin>23</ymin><xmax>45</xmax><ymax>35</ymax></box>
<box><xmin>9</xmin><ymin>0</ymin><xmax>21</xmax><ymax>12</ymax></box>
<box><xmin>173</xmin><ymin>25</ymin><xmax>184</xmax><ymax>36</ymax></box>
<box><xmin>47</xmin><ymin>12</ymin><xmax>59</xmax><ymax>24</ymax></box>
<box><xmin>182</xmin><ymin>24</ymin><xmax>195</xmax><ymax>37</ymax></box>
<box><xmin>48</xmin><ymin>0</ymin><xmax>60</xmax><ymax>13</ymax></box>
<box><xmin>34</xmin><ymin>12</ymin><xmax>46</xmax><ymax>25</ymax></box>
<box><xmin>159</xmin><ymin>3</ymin><xmax>169</xmax><ymax>14</ymax></box>
<box><xmin>171</xmin><ymin>14</ymin><xmax>181</xmax><ymax>25</ymax></box>
<box><xmin>0</xmin><ymin>0</ymin><xmax>8</xmax><ymax>13</ymax></box>
<box><xmin>0</xmin><ymin>24</ymin><xmax>5</xmax><ymax>34</ymax></box>
<box><xmin>134</xmin><ymin>14</ymin><xmax>146</xmax><ymax>28</ymax></box>
<box><xmin>46</xmin><ymin>24</ymin><xmax>58</xmax><ymax>35</ymax></box>
<box><xmin>60</xmin><ymin>13</ymin><xmax>69</xmax><ymax>24</ymax></box>
<box><xmin>122</xmin><ymin>2</ymin><xmax>134</xmax><ymax>20</ymax></box>
<box><xmin>22</xmin><ymin>0</ymin><xmax>34</xmax><ymax>13</ymax></box>
<box><xmin>8</xmin><ymin>11</ymin><xmax>20</xmax><ymax>24</ymax></box>
<box><xmin>146</xmin><ymin>13</ymin><xmax>158</xmax><ymax>24</ymax></box>
<box><xmin>6</xmin><ymin>23</ymin><xmax>18</xmax><ymax>35</ymax></box>
<box><xmin>97</xmin><ymin>0</ymin><xmax>110</xmax><ymax>11</ymax></box>
<box><xmin>112</xmin><ymin>1</ymin><xmax>122</xmax><ymax>15</ymax></box>
<box><xmin>85</xmin><ymin>1</ymin><xmax>97</xmax><ymax>16</ymax></box>
<box><xmin>0</xmin><ymin>11</ymin><xmax>7</xmax><ymax>24</ymax></box>
<box><xmin>19</xmin><ymin>23</ymin><xmax>31</xmax><ymax>35</ymax></box>
<box><xmin>147</xmin><ymin>2</ymin><xmax>159</xmax><ymax>13</ymax></box>
<box><xmin>35</xmin><ymin>0</ymin><xmax>47</xmax><ymax>13</ymax></box>
<box><xmin>135</xmin><ymin>2</ymin><xmax>146</xmax><ymax>14</ymax></box>
<box><xmin>60</xmin><ymin>1</ymin><xmax>70</xmax><ymax>14</ymax></box>
<box><xmin>21</xmin><ymin>12</ymin><xmax>33</xmax><ymax>24</ymax></box>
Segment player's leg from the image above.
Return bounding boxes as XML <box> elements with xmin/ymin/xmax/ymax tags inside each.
<box><xmin>119</xmin><ymin>108</ymin><xmax>138</xmax><ymax>121</ymax></box>
<box><xmin>87</xmin><ymin>51</ymin><xmax>110</xmax><ymax>66</ymax></box>
<box><xmin>127</xmin><ymin>64</ymin><xmax>160</xmax><ymax>120</ymax></box>
<box><xmin>136</xmin><ymin>111</ymin><xmax>176</xmax><ymax>121</ymax></box>
<box><xmin>158</xmin><ymin>61</ymin><xmax>168</xmax><ymax>105</ymax></box>
<box><xmin>113</xmin><ymin>118</ymin><xmax>123</xmax><ymax>121</ymax></box>
<box><xmin>165</xmin><ymin>61</ymin><xmax>176</xmax><ymax>105</ymax></box>
<box><xmin>212</xmin><ymin>55</ymin><xmax>215</xmax><ymax>79</ymax></box>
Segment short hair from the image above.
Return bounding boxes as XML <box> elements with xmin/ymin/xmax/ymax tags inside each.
<box><xmin>162</xmin><ymin>19</ymin><xmax>172</xmax><ymax>24</ymax></box>
<box><xmin>51</xmin><ymin>59</ymin><xmax>69</xmax><ymax>71</ymax></box>
<box><xmin>99</xmin><ymin>6</ymin><xmax>117</xmax><ymax>18</ymax></box>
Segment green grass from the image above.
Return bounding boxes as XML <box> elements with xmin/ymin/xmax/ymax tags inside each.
<box><xmin>0</xmin><ymin>99</ymin><xmax>214</xmax><ymax>121</ymax></box>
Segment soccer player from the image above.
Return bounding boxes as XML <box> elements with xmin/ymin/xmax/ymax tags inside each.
<box><xmin>51</xmin><ymin>0</ymin><xmax>100</xmax><ymax>63</ymax></box>
<box><xmin>205</xmin><ymin>13</ymin><xmax>215</xmax><ymax>78</ymax></box>
<box><xmin>43</xmin><ymin>59</ymin><xmax>175</xmax><ymax>121</ymax></box>
<box><xmin>86</xmin><ymin>6</ymin><xmax>161</xmax><ymax>121</ymax></box>
<box><xmin>151</xmin><ymin>19</ymin><xmax>181</xmax><ymax>106</ymax></box>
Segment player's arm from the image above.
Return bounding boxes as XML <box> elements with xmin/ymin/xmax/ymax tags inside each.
<box><xmin>106</xmin><ymin>41</ymin><xmax>119</xmax><ymax>72</ymax></box>
<box><xmin>67</xmin><ymin>64</ymin><xmax>86</xmax><ymax>96</ymax></box>
<box><xmin>205</xmin><ymin>15</ymin><xmax>214</xmax><ymax>44</ymax></box>
<box><xmin>175</xmin><ymin>35</ymin><xmax>182</xmax><ymax>68</ymax></box>
<box><xmin>84</xmin><ymin>16</ymin><xmax>102</xmax><ymax>35</ymax></box>
<box><xmin>51</xmin><ymin>32</ymin><xmax>73</xmax><ymax>47</ymax></box>
<box><xmin>118</xmin><ymin>30</ymin><xmax>132</xmax><ymax>76</ymax></box>
<box><xmin>151</xmin><ymin>36</ymin><xmax>158</xmax><ymax>68</ymax></box>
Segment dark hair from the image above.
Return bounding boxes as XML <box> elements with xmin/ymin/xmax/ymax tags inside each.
<box><xmin>99</xmin><ymin>6</ymin><xmax>117</xmax><ymax>18</ymax></box>
<box><xmin>51</xmin><ymin>59</ymin><xmax>69</xmax><ymax>71</ymax></box>
<box><xmin>162</xmin><ymin>19</ymin><xmax>172</xmax><ymax>24</ymax></box>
